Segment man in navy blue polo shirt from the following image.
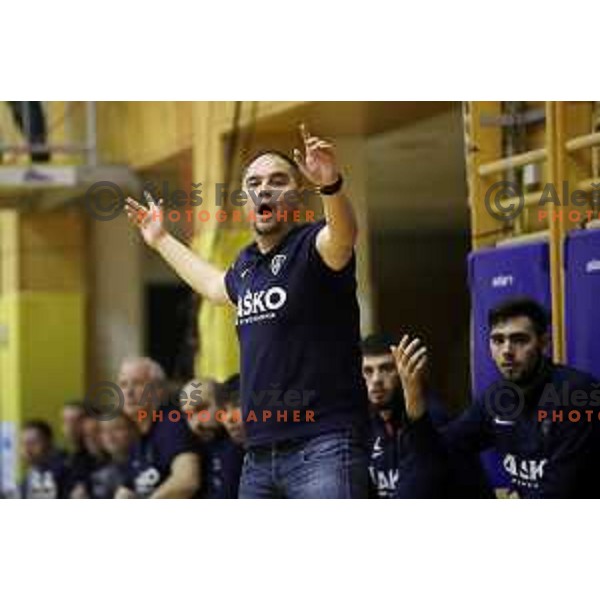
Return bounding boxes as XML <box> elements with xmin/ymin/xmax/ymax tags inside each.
<box><xmin>125</xmin><ymin>124</ymin><xmax>369</xmax><ymax>498</ymax></box>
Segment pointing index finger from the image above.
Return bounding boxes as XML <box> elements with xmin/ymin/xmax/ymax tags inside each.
<box><xmin>143</xmin><ymin>190</ymin><xmax>158</xmax><ymax>208</ymax></box>
<box><xmin>300</xmin><ymin>123</ymin><xmax>310</xmax><ymax>142</ymax></box>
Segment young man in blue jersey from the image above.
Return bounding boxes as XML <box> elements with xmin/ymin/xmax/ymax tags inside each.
<box><xmin>21</xmin><ymin>420</ymin><xmax>71</xmax><ymax>499</ymax></box>
<box><xmin>362</xmin><ymin>333</ymin><xmax>489</xmax><ymax>498</ymax></box>
<box><xmin>125</xmin><ymin>124</ymin><xmax>369</xmax><ymax>498</ymax></box>
<box><xmin>363</xmin><ymin>333</ymin><xmax>448</xmax><ymax>498</ymax></box>
<box><xmin>393</xmin><ymin>297</ymin><xmax>600</xmax><ymax>499</ymax></box>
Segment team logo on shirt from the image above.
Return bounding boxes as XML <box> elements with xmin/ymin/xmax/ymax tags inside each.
<box><xmin>134</xmin><ymin>466</ymin><xmax>161</xmax><ymax>497</ymax></box>
<box><xmin>236</xmin><ymin>286</ymin><xmax>288</xmax><ymax>325</ymax></box>
<box><xmin>371</xmin><ymin>437</ymin><xmax>384</xmax><ymax>459</ymax></box>
<box><xmin>502</xmin><ymin>454</ymin><xmax>547</xmax><ymax>489</ymax></box>
<box><xmin>270</xmin><ymin>254</ymin><xmax>286</xmax><ymax>276</ymax></box>
<box><xmin>28</xmin><ymin>469</ymin><xmax>58</xmax><ymax>499</ymax></box>
<box><xmin>368</xmin><ymin>466</ymin><xmax>400</xmax><ymax>497</ymax></box>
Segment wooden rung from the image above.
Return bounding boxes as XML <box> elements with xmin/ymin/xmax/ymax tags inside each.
<box><xmin>496</xmin><ymin>230</ymin><xmax>550</xmax><ymax>247</ymax></box>
<box><xmin>573</xmin><ymin>178</ymin><xmax>600</xmax><ymax>193</ymax></box>
<box><xmin>488</xmin><ymin>190</ymin><xmax>541</xmax><ymax>210</ymax></box>
<box><xmin>565</xmin><ymin>132</ymin><xmax>600</xmax><ymax>153</ymax></box>
<box><xmin>478</xmin><ymin>148</ymin><xmax>547</xmax><ymax>177</ymax></box>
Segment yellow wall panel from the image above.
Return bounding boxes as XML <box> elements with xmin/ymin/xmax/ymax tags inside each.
<box><xmin>0</xmin><ymin>294</ymin><xmax>21</xmax><ymax>424</ymax></box>
<box><xmin>18</xmin><ymin>292</ymin><xmax>86</xmax><ymax>438</ymax></box>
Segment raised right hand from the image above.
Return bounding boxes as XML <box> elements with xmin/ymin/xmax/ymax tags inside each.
<box><xmin>125</xmin><ymin>191</ymin><xmax>167</xmax><ymax>248</ymax></box>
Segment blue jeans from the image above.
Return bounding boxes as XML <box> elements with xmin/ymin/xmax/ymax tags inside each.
<box><xmin>238</xmin><ymin>429</ymin><xmax>369</xmax><ymax>499</ymax></box>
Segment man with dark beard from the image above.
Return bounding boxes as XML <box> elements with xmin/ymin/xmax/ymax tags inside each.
<box><xmin>362</xmin><ymin>334</ymin><xmax>450</xmax><ymax>498</ymax></box>
<box><xmin>393</xmin><ymin>297</ymin><xmax>600</xmax><ymax>499</ymax></box>
<box><xmin>362</xmin><ymin>334</ymin><xmax>489</xmax><ymax>498</ymax></box>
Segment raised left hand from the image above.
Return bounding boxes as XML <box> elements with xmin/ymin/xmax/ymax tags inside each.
<box><xmin>391</xmin><ymin>335</ymin><xmax>429</xmax><ymax>422</ymax></box>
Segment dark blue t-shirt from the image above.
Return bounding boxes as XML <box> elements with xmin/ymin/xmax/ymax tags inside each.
<box><xmin>88</xmin><ymin>461</ymin><xmax>129</xmax><ymax>499</ymax></box>
<box><xmin>368</xmin><ymin>390</ymin><xmax>491</xmax><ymax>498</ymax></box>
<box><xmin>65</xmin><ymin>449</ymin><xmax>107</xmax><ymax>494</ymax></box>
<box><xmin>225</xmin><ymin>221</ymin><xmax>369</xmax><ymax>447</ymax></box>
<box><xmin>126</xmin><ymin>411</ymin><xmax>198</xmax><ymax>498</ymax></box>
<box><xmin>22</xmin><ymin>453</ymin><xmax>71</xmax><ymax>499</ymax></box>
<box><xmin>198</xmin><ymin>433</ymin><xmax>244</xmax><ymax>499</ymax></box>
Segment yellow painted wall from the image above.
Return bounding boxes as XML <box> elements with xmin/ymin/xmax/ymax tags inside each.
<box><xmin>0</xmin><ymin>211</ymin><xmax>21</xmax><ymax>431</ymax></box>
<box><xmin>0</xmin><ymin>207</ymin><xmax>86</xmax><ymax>484</ymax></box>
<box><xmin>18</xmin><ymin>292</ymin><xmax>85</xmax><ymax>423</ymax></box>
<box><xmin>0</xmin><ymin>291</ymin><xmax>84</xmax><ymax>480</ymax></box>
<box><xmin>0</xmin><ymin>294</ymin><xmax>20</xmax><ymax>424</ymax></box>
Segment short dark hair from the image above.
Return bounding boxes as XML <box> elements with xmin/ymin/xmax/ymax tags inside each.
<box><xmin>488</xmin><ymin>297</ymin><xmax>550</xmax><ymax>337</ymax></box>
<box><xmin>216</xmin><ymin>374</ymin><xmax>241</xmax><ymax>409</ymax></box>
<box><xmin>243</xmin><ymin>150</ymin><xmax>302</xmax><ymax>185</ymax></box>
<box><xmin>22</xmin><ymin>420</ymin><xmax>53</xmax><ymax>443</ymax></box>
<box><xmin>361</xmin><ymin>333</ymin><xmax>396</xmax><ymax>357</ymax></box>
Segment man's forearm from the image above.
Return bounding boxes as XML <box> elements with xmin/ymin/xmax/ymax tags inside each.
<box><xmin>153</xmin><ymin>233</ymin><xmax>227</xmax><ymax>304</ymax></box>
<box><xmin>316</xmin><ymin>192</ymin><xmax>358</xmax><ymax>270</ymax></box>
<box><xmin>149</xmin><ymin>476</ymin><xmax>197</xmax><ymax>499</ymax></box>
<box><xmin>321</xmin><ymin>191</ymin><xmax>358</xmax><ymax>248</ymax></box>
<box><xmin>149</xmin><ymin>453</ymin><xmax>200</xmax><ymax>499</ymax></box>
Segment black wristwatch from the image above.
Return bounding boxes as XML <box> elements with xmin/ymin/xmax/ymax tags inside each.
<box><xmin>319</xmin><ymin>174</ymin><xmax>344</xmax><ymax>196</ymax></box>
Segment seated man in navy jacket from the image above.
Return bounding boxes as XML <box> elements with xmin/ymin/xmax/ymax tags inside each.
<box><xmin>362</xmin><ymin>334</ymin><xmax>489</xmax><ymax>498</ymax></box>
<box><xmin>393</xmin><ymin>297</ymin><xmax>600</xmax><ymax>499</ymax></box>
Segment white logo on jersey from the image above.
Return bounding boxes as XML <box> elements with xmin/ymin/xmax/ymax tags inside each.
<box><xmin>29</xmin><ymin>470</ymin><xmax>58</xmax><ymax>499</ymax></box>
<box><xmin>368</xmin><ymin>466</ymin><xmax>399</xmax><ymax>497</ymax></box>
<box><xmin>237</xmin><ymin>286</ymin><xmax>288</xmax><ymax>323</ymax></box>
<box><xmin>271</xmin><ymin>254</ymin><xmax>287</xmax><ymax>276</ymax></box>
<box><xmin>502</xmin><ymin>454</ymin><xmax>547</xmax><ymax>487</ymax></box>
<box><xmin>371</xmin><ymin>436</ymin><xmax>384</xmax><ymax>459</ymax></box>
<box><xmin>134</xmin><ymin>467</ymin><xmax>161</xmax><ymax>496</ymax></box>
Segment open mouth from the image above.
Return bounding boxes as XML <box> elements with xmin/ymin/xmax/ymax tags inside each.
<box><xmin>257</xmin><ymin>202</ymin><xmax>275</xmax><ymax>220</ymax></box>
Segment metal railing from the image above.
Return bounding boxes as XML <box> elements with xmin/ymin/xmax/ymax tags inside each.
<box><xmin>0</xmin><ymin>101</ymin><xmax>97</xmax><ymax>167</ymax></box>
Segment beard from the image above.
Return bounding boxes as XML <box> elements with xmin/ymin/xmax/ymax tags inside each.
<box><xmin>253</xmin><ymin>218</ymin><xmax>284</xmax><ymax>236</ymax></box>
